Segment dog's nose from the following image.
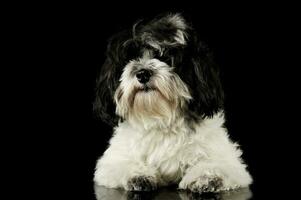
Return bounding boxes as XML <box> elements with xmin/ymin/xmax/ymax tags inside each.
<box><xmin>136</xmin><ymin>69</ymin><xmax>152</xmax><ymax>84</ymax></box>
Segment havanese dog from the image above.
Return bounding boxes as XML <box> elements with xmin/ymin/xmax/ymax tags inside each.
<box><xmin>93</xmin><ymin>13</ymin><xmax>252</xmax><ymax>193</ymax></box>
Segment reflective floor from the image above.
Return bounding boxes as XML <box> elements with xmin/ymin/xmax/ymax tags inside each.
<box><xmin>95</xmin><ymin>185</ymin><xmax>252</xmax><ymax>200</ymax></box>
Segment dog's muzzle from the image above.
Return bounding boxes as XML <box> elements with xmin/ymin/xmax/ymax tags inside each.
<box><xmin>136</xmin><ymin>69</ymin><xmax>152</xmax><ymax>84</ymax></box>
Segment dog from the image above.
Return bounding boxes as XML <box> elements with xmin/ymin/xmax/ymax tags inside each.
<box><xmin>93</xmin><ymin>13</ymin><xmax>252</xmax><ymax>193</ymax></box>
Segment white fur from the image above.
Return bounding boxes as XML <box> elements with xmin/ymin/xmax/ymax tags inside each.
<box><xmin>115</xmin><ymin>57</ymin><xmax>191</xmax><ymax>128</ymax></box>
<box><xmin>94</xmin><ymin>112</ymin><xmax>252</xmax><ymax>191</ymax></box>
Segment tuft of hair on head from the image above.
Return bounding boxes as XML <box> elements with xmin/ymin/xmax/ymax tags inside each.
<box><xmin>165</xmin><ymin>13</ymin><xmax>187</xmax><ymax>30</ymax></box>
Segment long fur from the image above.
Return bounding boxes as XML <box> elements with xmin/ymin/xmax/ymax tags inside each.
<box><xmin>93</xmin><ymin>13</ymin><xmax>252</xmax><ymax>193</ymax></box>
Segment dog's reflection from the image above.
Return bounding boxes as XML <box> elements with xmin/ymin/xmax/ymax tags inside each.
<box><xmin>94</xmin><ymin>185</ymin><xmax>252</xmax><ymax>200</ymax></box>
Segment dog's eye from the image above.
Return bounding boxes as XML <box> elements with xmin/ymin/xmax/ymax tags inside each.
<box><xmin>150</xmin><ymin>48</ymin><xmax>174</xmax><ymax>66</ymax></box>
<box><xmin>123</xmin><ymin>46</ymin><xmax>140</xmax><ymax>61</ymax></box>
<box><xmin>122</xmin><ymin>40</ymin><xmax>142</xmax><ymax>61</ymax></box>
<box><xmin>125</xmin><ymin>49</ymin><xmax>140</xmax><ymax>61</ymax></box>
<box><xmin>151</xmin><ymin>49</ymin><xmax>160</xmax><ymax>59</ymax></box>
<box><xmin>152</xmin><ymin>50</ymin><xmax>165</xmax><ymax>59</ymax></box>
<box><xmin>154</xmin><ymin>53</ymin><xmax>172</xmax><ymax>66</ymax></box>
<box><xmin>160</xmin><ymin>55</ymin><xmax>170</xmax><ymax>62</ymax></box>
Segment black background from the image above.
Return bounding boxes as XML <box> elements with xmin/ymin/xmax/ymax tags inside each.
<box><xmin>13</xmin><ymin>2</ymin><xmax>297</xmax><ymax>200</ymax></box>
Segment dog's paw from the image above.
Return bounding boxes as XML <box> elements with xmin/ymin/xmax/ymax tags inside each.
<box><xmin>184</xmin><ymin>176</ymin><xmax>223</xmax><ymax>193</ymax></box>
<box><xmin>126</xmin><ymin>176</ymin><xmax>157</xmax><ymax>191</ymax></box>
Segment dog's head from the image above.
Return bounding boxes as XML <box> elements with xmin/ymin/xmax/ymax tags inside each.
<box><xmin>94</xmin><ymin>13</ymin><xmax>224</xmax><ymax>127</ymax></box>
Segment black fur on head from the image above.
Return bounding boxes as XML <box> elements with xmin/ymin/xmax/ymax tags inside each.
<box><xmin>94</xmin><ymin>13</ymin><xmax>224</xmax><ymax>126</ymax></box>
<box><xmin>177</xmin><ymin>32</ymin><xmax>224</xmax><ymax>120</ymax></box>
<box><xmin>93</xmin><ymin>31</ymin><xmax>130</xmax><ymax>126</ymax></box>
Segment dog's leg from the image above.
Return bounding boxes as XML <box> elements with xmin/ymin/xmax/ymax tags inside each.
<box><xmin>178</xmin><ymin>161</ymin><xmax>252</xmax><ymax>193</ymax></box>
<box><xmin>94</xmin><ymin>154</ymin><xmax>160</xmax><ymax>191</ymax></box>
<box><xmin>126</xmin><ymin>175</ymin><xmax>158</xmax><ymax>191</ymax></box>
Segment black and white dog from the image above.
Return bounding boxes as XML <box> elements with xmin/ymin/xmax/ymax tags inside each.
<box><xmin>93</xmin><ymin>13</ymin><xmax>252</xmax><ymax>193</ymax></box>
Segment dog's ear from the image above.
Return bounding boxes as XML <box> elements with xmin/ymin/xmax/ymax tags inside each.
<box><xmin>93</xmin><ymin>32</ymin><xmax>129</xmax><ymax>126</ymax></box>
<box><xmin>93</xmin><ymin>59</ymin><xmax>118</xmax><ymax>126</ymax></box>
<box><xmin>176</xmin><ymin>34</ymin><xmax>224</xmax><ymax>119</ymax></box>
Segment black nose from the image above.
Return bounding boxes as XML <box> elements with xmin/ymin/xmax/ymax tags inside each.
<box><xmin>136</xmin><ymin>69</ymin><xmax>152</xmax><ymax>84</ymax></box>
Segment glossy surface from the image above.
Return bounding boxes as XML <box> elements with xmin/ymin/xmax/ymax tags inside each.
<box><xmin>95</xmin><ymin>185</ymin><xmax>252</xmax><ymax>200</ymax></box>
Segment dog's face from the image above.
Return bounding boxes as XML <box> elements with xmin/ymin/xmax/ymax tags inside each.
<box><xmin>94</xmin><ymin>13</ymin><xmax>224</xmax><ymax>127</ymax></box>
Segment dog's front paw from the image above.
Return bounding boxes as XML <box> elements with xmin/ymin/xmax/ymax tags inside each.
<box><xmin>181</xmin><ymin>175</ymin><xmax>223</xmax><ymax>193</ymax></box>
<box><xmin>126</xmin><ymin>176</ymin><xmax>157</xmax><ymax>191</ymax></box>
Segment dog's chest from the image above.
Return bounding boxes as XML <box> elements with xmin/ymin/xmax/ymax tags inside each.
<box><xmin>135</xmin><ymin>130</ymin><xmax>190</xmax><ymax>182</ymax></box>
